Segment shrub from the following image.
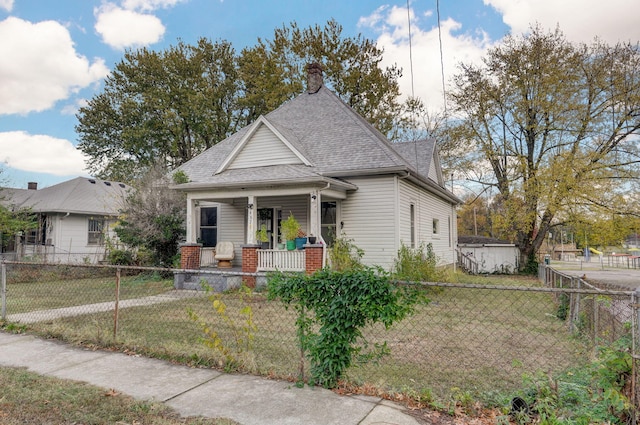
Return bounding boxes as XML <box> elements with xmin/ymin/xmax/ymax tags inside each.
<box><xmin>107</xmin><ymin>249</ymin><xmax>135</xmax><ymax>265</ymax></box>
<box><xmin>327</xmin><ymin>235</ymin><xmax>364</xmax><ymax>271</ymax></box>
<box><xmin>392</xmin><ymin>242</ymin><xmax>448</xmax><ymax>283</ymax></box>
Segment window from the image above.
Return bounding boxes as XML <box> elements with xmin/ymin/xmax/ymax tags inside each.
<box><xmin>200</xmin><ymin>207</ymin><xmax>217</xmax><ymax>247</ymax></box>
<box><xmin>88</xmin><ymin>218</ymin><xmax>104</xmax><ymax>245</ymax></box>
<box><xmin>410</xmin><ymin>204</ymin><xmax>416</xmax><ymax>248</ymax></box>
<box><xmin>433</xmin><ymin>218</ymin><xmax>439</xmax><ymax>235</ymax></box>
<box><xmin>321</xmin><ymin>201</ymin><xmax>337</xmax><ymax>246</ymax></box>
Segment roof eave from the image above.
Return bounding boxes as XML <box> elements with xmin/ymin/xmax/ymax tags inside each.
<box><xmin>171</xmin><ymin>176</ymin><xmax>358</xmax><ymax>192</ymax></box>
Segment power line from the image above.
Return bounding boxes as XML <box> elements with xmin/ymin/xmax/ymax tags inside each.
<box><xmin>436</xmin><ymin>0</ymin><xmax>447</xmax><ymax>116</ymax></box>
<box><xmin>406</xmin><ymin>0</ymin><xmax>415</xmax><ymax>99</ymax></box>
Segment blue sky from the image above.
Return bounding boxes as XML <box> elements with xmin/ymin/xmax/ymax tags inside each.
<box><xmin>0</xmin><ymin>0</ymin><xmax>638</xmax><ymax>188</ymax></box>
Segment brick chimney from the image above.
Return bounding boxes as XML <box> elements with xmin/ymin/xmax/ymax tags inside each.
<box><xmin>27</xmin><ymin>182</ymin><xmax>37</xmax><ymax>190</ymax></box>
<box><xmin>307</xmin><ymin>62</ymin><xmax>323</xmax><ymax>94</ymax></box>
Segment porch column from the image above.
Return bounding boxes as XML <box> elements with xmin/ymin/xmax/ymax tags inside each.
<box><xmin>305</xmin><ymin>244</ymin><xmax>324</xmax><ymax>274</ymax></box>
<box><xmin>180</xmin><ymin>243</ymin><xmax>201</xmax><ymax>269</ymax></box>
<box><xmin>242</xmin><ymin>245</ymin><xmax>258</xmax><ymax>288</ymax></box>
<box><xmin>309</xmin><ymin>190</ymin><xmax>320</xmax><ymax>240</ymax></box>
<box><xmin>247</xmin><ymin>195</ymin><xmax>256</xmax><ymax>244</ymax></box>
<box><xmin>186</xmin><ymin>197</ymin><xmax>197</xmax><ymax>243</ymax></box>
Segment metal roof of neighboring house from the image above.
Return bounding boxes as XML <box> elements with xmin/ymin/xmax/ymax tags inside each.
<box><xmin>175</xmin><ymin>84</ymin><xmax>460</xmax><ymax>204</ymax></box>
<box><xmin>1</xmin><ymin>177</ymin><xmax>130</xmax><ymax>216</ymax></box>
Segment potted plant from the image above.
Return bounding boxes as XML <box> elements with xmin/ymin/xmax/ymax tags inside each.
<box><xmin>308</xmin><ymin>234</ymin><xmax>317</xmax><ymax>244</ymax></box>
<box><xmin>256</xmin><ymin>224</ymin><xmax>269</xmax><ymax>249</ymax></box>
<box><xmin>295</xmin><ymin>228</ymin><xmax>308</xmax><ymax>250</ymax></box>
<box><xmin>282</xmin><ymin>213</ymin><xmax>300</xmax><ymax>251</ymax></box>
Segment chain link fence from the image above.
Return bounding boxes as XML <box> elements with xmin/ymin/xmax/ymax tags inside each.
<box><xmin>1</xmin><ymin>260</ymin><xmax>638</xmax><ymax>410</ymax></box>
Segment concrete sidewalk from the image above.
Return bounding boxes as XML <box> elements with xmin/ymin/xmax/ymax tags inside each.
<box><xmin>0</xmin><ymin>332</ymin><xmax>421</xmax><ymax>425</ymax></box>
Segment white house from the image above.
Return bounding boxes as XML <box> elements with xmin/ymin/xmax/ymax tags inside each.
<box><xmin>171</xmin><ymin>63</ymin><xmax>460</xmax><ymax>271</ymax></box>
<box><xmin>1</xmin><ymin>177</ymin><xmax>130</xmax><ymax>263</ymax></box>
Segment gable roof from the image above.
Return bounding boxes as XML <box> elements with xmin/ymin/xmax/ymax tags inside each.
<box><xmin>1</xmin><ymin>177</ymin><xmax>130</xmax><ymax>216</ymax></box>
<box><xmin>174</xmin><ymin>86</ymin><xmax>460</xmax><ymax>203</ymax></box>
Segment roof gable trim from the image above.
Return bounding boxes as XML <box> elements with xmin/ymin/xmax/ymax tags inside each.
<box><xmin>215</xmin><ymin>116</ymin><xmax>312</xmax><ymax>174</ymax></box>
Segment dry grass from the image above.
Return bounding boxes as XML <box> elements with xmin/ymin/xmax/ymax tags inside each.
<box><xmin>6</xmin><ymin>271</ymin><xmax>589</xmax><ymax>404</ymax></box>
<box><xmin>0</xmin><ymin>367</ymin><xmax>239</xmax><ymax>424</ymax></box>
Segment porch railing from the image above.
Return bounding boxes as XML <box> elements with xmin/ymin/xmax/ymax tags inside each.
<box><xmin>456</xmin><ymin>249</ymin><xmax>478</xmax><ymax>274</ymax></box>
<box><xmin>257</xmin><ymin>249</ymin><xmax>305</xmax><ymax>272</ymax></box>
<box><xmin>200</xmin><ymin>247</ymin><xmax>216</xmax><ymax>267</ymax></box>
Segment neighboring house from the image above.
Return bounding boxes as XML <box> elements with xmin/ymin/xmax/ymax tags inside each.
<box><xmin>0</xmin><ymin>177</ymin><xmax>130</xmax><ymax>263</ymax></box>
<box><xmin>457</xmin><ymin>235</ymin><xmax>519</xmax><ymax>274</ymax></box>
<box><xmin>172</xmin><ymin>63</ymin><xmax>460</xmax><ymax>271</ymax></box>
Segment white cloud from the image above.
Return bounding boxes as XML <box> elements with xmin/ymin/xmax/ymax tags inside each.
<box><xmin>364</xmin><ymin>5</ymin><xmax>494</xmax><ymax>112</ymax></box>
<box><xmin>0</xmin><ymin>131</ymin><xmax>89</xmax><ymax>176</ymax></box>
<box><xmin>0</xmin><ymin>0</ymin><xmax>13</xmax><ymax>12</ymax></box>
<box><xmin>122</xmin><ymin>0</ymin><xmax>186</xmax><ymax>12</ymax></box>
<box><xmin>94</xmin><ymin>3</ymin><xmax>165</xmax><ymax>49</ymax></box>
<box><xmin>485</xmin><ymin>0</ymin><xmax>640</xmax><ymax>44</ymax></box>
<box><xmin>0</xmin><ymin>17</ymin><xmax>109</xmax><ymax>115</ymax></box>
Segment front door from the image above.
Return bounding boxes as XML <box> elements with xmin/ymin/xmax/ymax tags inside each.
<box><xmin>257</xmin><ymin>208</ymin><xmax>274</xmax><ymax>248</ymax></box>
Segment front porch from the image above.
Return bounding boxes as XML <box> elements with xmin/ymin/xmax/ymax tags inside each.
<box><xmin>178</xmin><ymin>243</ymin><xmax>325</xmax><ymax>290</ymax></box>
<box><xmin>200</xmin><ymin>246</ymin><xmax>309</xmax><ymax>272</ymax></box>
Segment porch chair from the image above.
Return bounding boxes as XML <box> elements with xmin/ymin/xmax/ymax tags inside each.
<box><xmin>214</xmin><ymin>241</ymin><xmax>235</xmax><ymax>268</ymax></box>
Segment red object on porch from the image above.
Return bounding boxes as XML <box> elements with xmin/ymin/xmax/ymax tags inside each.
<box><xmin>242</xmin><ymin>245</ymin><xmax>259</xmax><ymax>288</ymax></box>
<box><xmin>180</xmin><ymin>243</ymin><xmax>201</xmax><ymax>269</ymax></box>
<box><xmin>305</xmin><ymin>244</ymin><xmax>323</xmax><ymax>275</ymax></box>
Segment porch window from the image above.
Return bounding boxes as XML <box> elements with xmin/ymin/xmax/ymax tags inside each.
<box><xmin>321</xmin><ymin>201</ymin><xmax>336</xmax><ymax>246</ymax></box>
<box><xmin>200</xmin><ymin>207</ymin><xmax>217</xmax><ymax>247</ymax></box>
<box><xmin>410</xmin><ymin>204</ymin><xmax>416</xmax><ymax>248</ymax></box>
<box><xmin>88</xmin><ymin>218</ymin><xmax>104</xmax><ymax>245</ymax></box>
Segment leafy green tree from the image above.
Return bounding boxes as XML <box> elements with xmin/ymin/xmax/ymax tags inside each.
<box><xmin>238</xmin><ymin>19</ymin><xmax>405</xmax><ymax>137</ymax></box>
<box><xmin>0</xmin><ymin>170</ymin><xmax>37</xmax><ymax>249</ymax></box>
<box><xmin>113</xmin><ymin>165</ymin><xmax>186</xmax><ymax>267</ymax></box>
<box><xmin>77</xmin><ymin>21</ymin><xmax>410</xmax><ymax>181</ymax></box>
<box><xmin>448</xmin><ymin>26</ymin><xmax>640</xmax><ymax>269</ymax></box>
<box><xmin>76</xmin><ymin>38</ymin><xmax>239</xmax><ymax>183</ymax></box>
<box><xmin>456</xmin><ymin>194</ymin><xmax>492</xmax><ymax>238</ymax></box>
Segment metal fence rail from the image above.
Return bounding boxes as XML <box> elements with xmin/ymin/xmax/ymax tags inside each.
<box><xmin>1</xmin><ymin>260</ymin><xmax>638</xmax><ymax>410</ymax></box>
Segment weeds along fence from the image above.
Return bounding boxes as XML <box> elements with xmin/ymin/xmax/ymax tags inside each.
<box><xmin>1</xmin><ymin>260</ymin><xmax>638</xmax><ymax>407</ymax></box>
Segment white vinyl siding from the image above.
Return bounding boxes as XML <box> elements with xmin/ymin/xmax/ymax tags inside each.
<box><xmin>227</xmin><ymin>124</ymin><xmax>303</xmax><ymax>169</ymax></box>
<box><xmin>29</xmin><ymin>214</ymin><xmax>117</xmax><ymax>264</ymax></box>
<box><xmin>398</xmin><ymin>179</ymin><xmax>456</xmax><ymax>266</ymax></box>
<box><xmin>428</xmin><ymin>155</ymin><xmax>439</xmax><ymax>182</ymax></box>
<box><xmin>340</xmin><ymin>176</ymin><xmax>397</xmax><ymax>269</ymax></box>
<box><xmin>215</xmin><ymin>203</ymin><xmax>245</xmax><ymax>263</ymax></box>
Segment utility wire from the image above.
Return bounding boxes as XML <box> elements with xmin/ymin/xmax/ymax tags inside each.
<box><xmin>436</xmin><ymin>0</ymin><xmax>447</xmax><ymax>116</ymax></box>
<box><xmin>406</xmin><ymin>0</ymin><xmax>415</xmax><ymax>99</ymax></box>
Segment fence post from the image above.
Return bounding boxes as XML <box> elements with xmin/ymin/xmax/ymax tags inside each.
<box><xmin>634</xmin><ymin>287</ymin><xmax>640</xmax><ymax>414</ymax></box>
<box><xmin>1</xmin><ymin>261</ymin><xmax>6</xmax><ymax>320</ymax></box>
<box><xmin>113</xmin><ymin>267</ymin><xmax>121</xmax><ymax>340</ymax></box>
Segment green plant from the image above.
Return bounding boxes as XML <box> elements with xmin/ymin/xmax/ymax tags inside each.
<box><xmin>107</xmin><ymin>248</ymin><xmax>135</xmax><ymax>265</ymax></box>
<box><xmin>555</xmin><ymin>293</ymin><xmax>569</xmax><ymax>320</ymax></box>
<box><xmin>281</xmin><ymin>213</ymin><xmax>300</xmax><ymax>241</ymax></box>
<box><xmin>256</xmin><ymin>224</ymin><xmax>269</xmax><ymax>243</ymax></box>
<box><xmin>267</xmin><ymin>267</ymin><xmax>428</xmax><ymax>388</ymax></box>
<box><xmin>516</xmin><ymin>335</ymin><xmax>634</xmax><ymax>424</ymax></box>
<box><xmin>327</xmin><ymin>235</ymin><xmax>364</xmax><ymax>271</ymax></box>
<box><xmin>392</xmin><ymin>242</ymin><xmax>447</xmax><ymax>283</ymax></box>
<box><xmin>187</xmin><ymin>284</ymin><xmax>257</xmax><ymax>371</ymax></box>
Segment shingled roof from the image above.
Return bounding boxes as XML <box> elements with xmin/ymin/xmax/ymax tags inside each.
<box><xmin>175</xmin><ymin>82</ymin><xmax>459</xmax><ymax>203</ymax></box>
<box><xmin>1</xmin><ymin>177</ymin><xmax>130</xmax><ymax>216</ymax></box>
